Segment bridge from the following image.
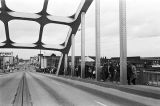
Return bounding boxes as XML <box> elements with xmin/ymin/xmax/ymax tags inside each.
<box><xmin>0</xmin><ymin>0</ymin><xmax>160</xmax><ymax>106</ymax></box>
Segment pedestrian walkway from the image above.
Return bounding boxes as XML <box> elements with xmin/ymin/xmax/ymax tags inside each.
<box><xmin>59</xmin><ymin>75</ymin><xmax>160</xmax><ymax>100</ymax></box>
<box><xmin>0</xmin><ymin>69</ymin><xmax>18</xmax><ymax>76</ymax></box>
<box><xmin>35</xmin><ymin>71</ymin><xmax>160</xmax><ymax>100</ymax></box>
<box><xmin>0</xmin><ymin>69</ymin><xmax>8</xmax><ymax>75</ymax></box>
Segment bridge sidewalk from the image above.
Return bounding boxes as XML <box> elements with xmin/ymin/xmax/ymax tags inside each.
<box><xmin>59</xmin><ymin>75</ymin><xmax>160</xmax><ymax>100</ymax></box>
<box><xmin>35</xmin><ymin>72</ymin><xmax>160</xmax><ymax>100</ymax></box>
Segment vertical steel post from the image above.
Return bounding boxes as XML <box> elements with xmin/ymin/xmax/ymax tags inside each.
<box><xmin>64</xmin><ymin>53</ymin><xmax>68</xmax><ymax>76</ymax></box>
<box><xmin>95</xmin><ymin>0</ymin><xmax>101</xmax><ymax>81</ymax></box>
<box><xmin>81</xmin><ymin>12</ymin><xmax>85</xmax><ymax>78</ymax></box>
<box><xmin>39</xmin><ymin>49</ymin><xmax>41</xmax><ymax>69</ymax></box>
<box><xmin>119</xmin><ymin>0</ymin><xmax>127</xmax><ymax>84</ymax></box>
<box><xmin>71</xmin><ymin>34</ymin><xmax>75</xmax><ymax>77</ymax></box>
<box><xmin>56</xmin><ymin>53</ymin><xmax>63</xmax><ymax>76</ymax></box>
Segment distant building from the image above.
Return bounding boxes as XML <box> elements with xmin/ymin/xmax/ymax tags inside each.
<box><xmin>109</xmin><ymin>56</ymin><xmax>160</xmax><ymax>69</ymax></box>
<box><xmin>68</xmin><ymin>56</ymin><xmax>95</xmax><ymax>66</ymax></box>
<box><xmin>30</xmin><ymin>56</ymin><xmax>38</xmax><ymax>66</ymax></box>
<box><xmin>0</xmin><ymin>52</ymin><xmax>15</xmax><ymax>72</ymax></box>
<box><xmin>14</xmin><ymin>55</ymin><xmax>19</xmax><ymax>65</ymax></box>
<box><xmin>38</xmin><ymin>53</ymin><xmax>60</xmax><ymax>69</ymax></box>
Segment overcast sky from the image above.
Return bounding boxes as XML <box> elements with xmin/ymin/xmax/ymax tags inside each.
<box><xmin>1</xmin><ymin>0</ymin><xmax>160</xmax><ymax>59</ymax></box>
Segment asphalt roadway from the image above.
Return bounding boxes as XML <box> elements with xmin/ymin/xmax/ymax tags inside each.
<box><xmin>0</xmin><ymin>68</ymin><xmax>160</xmax><ymax>106</ymax></box>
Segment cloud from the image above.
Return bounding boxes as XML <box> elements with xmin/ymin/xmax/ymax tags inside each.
<box><xmin>127</xmin><ymin>37</ymin><xmax>160</xmax><ymax>57</ymax></box>
<box><xmin>47</xmin><ymin>0</ymin><xmax>81</xmax><ymax>16</ymax></box>
<box><xmin>9</xmin><ymin>20</ymin><xmax>39</xmax><ymax>43</ymax></box>
<box><xmin>42</xmin><ymin>24</ymin><xmax>70</xmax><ymax>44</ymax></box>
<box><xmin>127</xmin><ymin>0</ymin><xmax>160</xmax><ymax>38</ymax></box>
<box><xmin>127</xmin><ymin>17</ymin><xmax>160</xmax><ymax>38</ymax></box>
<box><xmin>6</xmin><ymin>0</ymin><xmax>44</xmax><ymax>13</ymax></box>
<box><xmin>0</xmin><ymin>21</ymin><xmax>6</xmax><ymax>42</ymax></box>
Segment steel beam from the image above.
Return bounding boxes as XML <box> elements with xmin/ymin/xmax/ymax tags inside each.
<box><xmin>119</xmin><ymin>0</ymin><xmax>127</xmax><ymax>85</ymax></box>
<box><xmin>0</xmin><ymin>0</ymin><xmax>93</xmax><ymax>51</ymax></box>
<box><xmin>56</xmin><ymin>53</ymin><xmax>64</xmax><ymax>76</ymax></box>
<box><xmin>95</xmin><ymin>0</ymin><xmax>101</xmax><ymax>81</ymax></box>
<box><xmin>81</xmin><ymin>12</ymin><xmax>85</xmax><ymax>78</ymax></box>
<box><xmin>64</xmin><ymin>53</ymin><xmax>68</xmax><ymax>76</ymax></box>
<box><xmin>0</xmin><ymin>0</ymin><xmax>93</xmax><ymax>76</ymax></box>
<box><xmin>71</xmin><ymin>34</ymin><xmax>75</xmax><ymax>77</ymax></box>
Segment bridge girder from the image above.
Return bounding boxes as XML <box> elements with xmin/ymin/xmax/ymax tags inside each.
<box><xmin>0</xmin><ymin>0</ymin><xmax>93</xmax><ymax>53</ymax></box>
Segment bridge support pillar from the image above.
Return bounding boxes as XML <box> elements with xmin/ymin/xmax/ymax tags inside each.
<box><xmin>71</xmin><ymin>34</ymin><xmax>75</xmax><ymax>77</ymax></box>
<box><xmin>95</xmin><ymin>0</ymin><xmax>101</xmax><ymax>81</ymax></box>
<box><xmin>81</xmin><ymin>12</ymin><xmax>85</xmax><ymax>78</ymax></box>
<box><xmin>119</xmin><ymin>0</ymin><xmax>127</xmax><ymax>85</ymax></box>
<box><xmin>64</xmin><ymin>53</ymin><xmax>68</xmax><ymax>76</ymax></box>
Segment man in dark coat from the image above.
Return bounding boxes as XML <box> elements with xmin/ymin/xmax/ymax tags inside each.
<box><xmin>109</xmin><ymin>63</ymin><xmax>115</xmax><ymax>82</ymax></box>
<box><xmin>127</xmin><ymin>63</ymin><xmax>132</xmax><ymax>85</ymax></box>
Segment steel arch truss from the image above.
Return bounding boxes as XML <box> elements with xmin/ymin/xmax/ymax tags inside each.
<box><xmin>0</xmin><ymin>0</ymin><xmax>93</xmax><ymax>52</ymax></box>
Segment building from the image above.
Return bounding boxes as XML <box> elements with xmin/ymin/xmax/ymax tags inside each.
<box><xmin>38</xmin><ymin>53</ymin><xmax>60</xmax><ymax>69</ymax></box>
<box><xmin>0</xmin><ymin>52</ymin><xmax>15</xmax><ymax>72</ymax></box>
<box><xmin>30</xmin><ymin>56</ymin><xmax>38</xmax><ymax>66</ymax></box>
<box><xmin>14</xmin><ymin>55</ymin><xmax>19</xmax><ymax>65</ymax></box>
<box><xmin>67</xmin><ymin>56</ymin><xmax>95</xmax><ymax>66</ymax></box>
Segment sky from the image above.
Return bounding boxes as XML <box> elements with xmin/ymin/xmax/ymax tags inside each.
<box><xmin>1</xmin><ymin>0</ymin><xmax>160</xmax><ymax>59</ymax></box>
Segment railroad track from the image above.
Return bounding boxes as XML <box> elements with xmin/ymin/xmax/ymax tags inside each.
<box><xmin>12</xmin><ymin>72</ymin><xmax>32</xmax><ymax>106</ymax></box>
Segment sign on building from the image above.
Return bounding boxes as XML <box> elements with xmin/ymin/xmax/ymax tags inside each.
<box><xmin>0</xmin><ymin>52</ymin><xmax>13</xmax><ymax>57</ymax></box>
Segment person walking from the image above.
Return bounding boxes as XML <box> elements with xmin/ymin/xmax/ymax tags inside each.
<box><xmin>101</xmin><ymin>64</ymin><xmax>106</xmax><ymax>81</ymax></box>
<box><xmin>109</xmin><ymin>63</ymin><xmax>115</xmax><ymax>82</ymax></box>
<box><xmin>127</xmin><ymin>63</ymin><xmax>132</xmax><ymax>85</ymax></box>
<box><xmin>115</xmin><ymin>63</ymin><xmax>120</xmax><ymax>83</ymax></box>
<box><xmin>131</xmin><ymin>63</ymin><xmax>137</xmax><ymax>85</ymax></box>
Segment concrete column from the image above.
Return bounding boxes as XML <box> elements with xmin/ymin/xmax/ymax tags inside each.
<box><xmin>71</xmin><ymin>34</ymin><xmax>75</xmax><ymax>77</ymax></box>
<box><xmin>119</xmin><ymin>0</ymin><xmax>127</xmax><ymax>85</ymax></box>
<box><xmin>95</xmin><ymin>0</ymin><xmax>101</xmax><ymax>81</ymax></box>
<box><xmin>64</xmin><ymin>53</ymin><xmax>68</xmax><ymax>76</ymax></box>
<box><xmin>81</xmin><ymin>12</ymin><xmax>85</xmax><ymax>78</ymax></box>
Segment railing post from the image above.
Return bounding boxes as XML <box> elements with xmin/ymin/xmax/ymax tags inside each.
<box><xmin>147</xmin><ymin>72</ymin><xmax>149</xmax><ymax>85</ymax></box>
<box><xmin>139</xmin><ymin>69</ymin><xmax>144</xmax><ymax>84</ymax></box>
<box><xmin>156</xmin><ymin>73</ymin><xmax>158</xmax><ymax>86</ymax></box>
<box><xmin>81</xmin><ymin>12</ymin><xmax>85</xmax><ymax>79</ymax></box>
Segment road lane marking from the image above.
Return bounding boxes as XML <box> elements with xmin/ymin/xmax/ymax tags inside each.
<box><xmin>53</xmin><ymin>82</ymin><xmax>62</xmax><ymax>86</ymax></box>
<box><xmin>12</xmin><ymin>72</ymin><xmax>32</xmax><ymax>106</ymax></box>
<box><xmin>95</xmin><ymin>101</ymin><xmax>107</xmax><ymax>106</ymax></box>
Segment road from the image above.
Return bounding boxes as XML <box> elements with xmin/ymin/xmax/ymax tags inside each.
<box><xmin>0</xmin><ymin>68</ymin><xmax>160</xmax><ymax>106</ymax></box>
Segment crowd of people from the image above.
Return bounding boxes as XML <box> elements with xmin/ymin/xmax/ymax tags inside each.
<box><xmin>66</xmin><ymin>62</ymin><xmax>137</xmax><ymax>85</ymax></box>
<box><xmin>36</xmin><ymin>61</ymin><xmax>138</xmax><ymax>85</ymax></box>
